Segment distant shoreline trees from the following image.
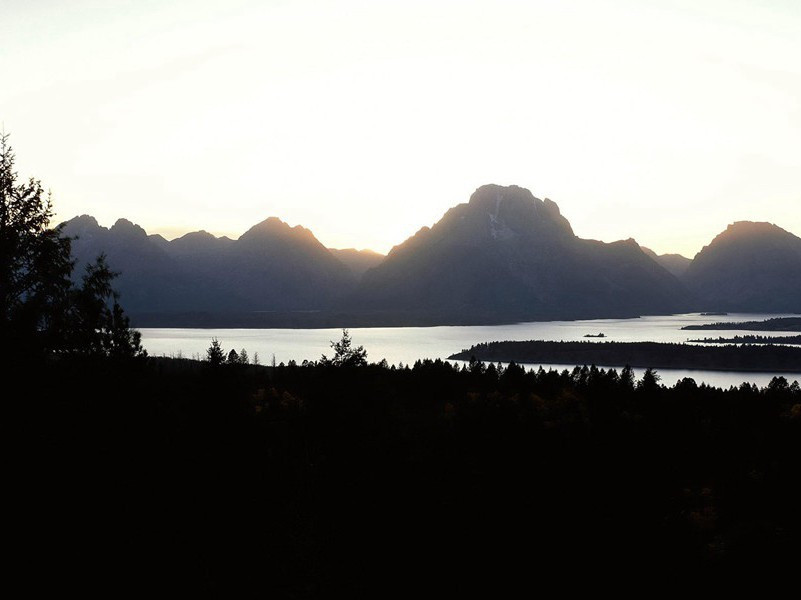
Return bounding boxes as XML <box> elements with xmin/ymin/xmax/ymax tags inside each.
<box><xmin>205</xmin><ymin>338</ymin><xmax>256</xmax><ymax>366</ymax></box>
<box><xmin>687</xmin><ymin>334</ymin><xmax>801</xmax><ymax>345</ymax></box>
<box><xmin>681</xmin><ymin>317</ymin><xmax>801</xmax><ymax>332</ymax></box>
<box><xmin>201</xmin><ymin>329</ymin><xmax>368</xmax><ymax>371</ymax></box>
<box><xmin>449</xmin><ymin>339</ymin><xmax>801</xmax><ymax>373</ymax></box>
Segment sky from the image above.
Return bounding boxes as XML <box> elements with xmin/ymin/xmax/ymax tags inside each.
<box><xmin>2</xmin><ymin>0</ymin><xmax>800</xmax><ymax>257</ymax></box>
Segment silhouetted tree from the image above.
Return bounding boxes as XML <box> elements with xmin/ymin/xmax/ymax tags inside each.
<box><xmin>468</xmin><ymin>355</ymin><xmax>484</xmax><ymax>374</ymax></box>
<box><xmin>321</xmin><ymin>329</ymin><xmax>367</xmax><ymax>367</ymax></box>
<box><xmin>1</xmin><ymin>134</ymin><xmax>141</xmax><ymax>359</ymax></box>
<box><xmin>69</xmin><ymin>254</ymin><xmax>145</xmax><ymax>357</ymax></box>
<box><xmin>67</xmin><ymin>254</ymin><xmax>144</xmax><ymax>357</ymax></box>
<box><xmin>768</xmin><ymin>376</ymin><xmax>789</xmax><ymax>393</ymax></box>
<box><xmin>637</xmin><ymin>367</ymin><xmax>661</xmax><ymax>392</ymax></box>
<box><xmin>227</xmin><ymin>348</ymin><xmax>240</xmax><ymax>364</ymax></box>
<box><xmin>675</xmin><ymin>377</ymin><xmax>697</xmax><ymax>393</ymax></box>
<box><xmin>620</xmin><ymin>365</ymin><xmax>635</xmax><ymax>391</ymax></box>
<box><xmin>104</xmin><ymin>298</ymin><xmax>145</xmax><ymax>357</ymax></box>
<box><xmin>1</xmin><ymin>133</ymin><xmax>73</xmax><ymax>355</ymax></box>
<box><xmin>207</xmin><ymin>338</ymin><xmax>225</xmax><ymax>366</ymax></box>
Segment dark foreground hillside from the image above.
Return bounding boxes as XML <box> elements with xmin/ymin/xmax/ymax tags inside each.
<box><xmin>13</xmin><ymin>355</ymin><xmax>801</xmax><ymax>594</ymax></box>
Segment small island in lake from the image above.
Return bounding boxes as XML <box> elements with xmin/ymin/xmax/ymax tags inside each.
<box><xmin>681</xmin><ymin>317</ymin><xmax>801</xmax><ymax>332</ymax></box>
<box><xmin>583</xmin><ymin>333</ymin><xmax>606</xmax><ymax>338</ymax></box>
<box><xmin>700</xmin><ymin>312</ymin><xmax>728</xmax><ymax>316</ymax></box>
<box><xmin>448</xmin><ymin>340</ymin><xmax>801</xmax><ymax>372</ymax></box>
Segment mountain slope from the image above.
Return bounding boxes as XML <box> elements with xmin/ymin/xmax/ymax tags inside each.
<box><xmin>683</xmin><ymin>221</ymin><xmax>801</xmax><ymax>312</ymax></box>
<box><xmin>329</xmin><ymin>248</ymin><xmax>385</xmax><ymax>279</ymax></box>
<box><xmin>222</xmin><ymin>218</ymin><xmax>356</xmax><ymax>310</ymax></box>
<box><xmin>641</xmin><ymin>247</ymin><xmax>692</xmax><ymax>278</ymax></box>
<box><xmin>354</xmin><ymin>184</ymin><xmax>693</xmax><ymax>320</ymax></box>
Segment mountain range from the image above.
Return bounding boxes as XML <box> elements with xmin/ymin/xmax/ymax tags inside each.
<box><xmin>64</xmin><ymin>215</ymin><xmax>356</xmax><ymax>314</ymax></box>
<box><xmin>60</xmin><ymin>184</ymin><xmax>801</xmax><ymax>326</ymax></box>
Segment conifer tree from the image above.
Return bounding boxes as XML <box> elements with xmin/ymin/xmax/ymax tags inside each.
<box><xmin>0</xmin><ymin>133</ymin><xmax>143</xmax><ymax>359</ymax></box>
<box><xmin>207</xmin><ymin>338</ymin><xmax>225</xmax><ymax>366</ymax></box>
<box><xmin>320</xmin><ymin>329</ymin><xmax>367</xmax><ymax>367</ymax></box>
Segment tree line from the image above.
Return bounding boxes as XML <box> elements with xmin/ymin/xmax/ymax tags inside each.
<box><xmin>18</xmin><ymin>339</ymin><xmax>801</xmax><ymax>593</ymax></box>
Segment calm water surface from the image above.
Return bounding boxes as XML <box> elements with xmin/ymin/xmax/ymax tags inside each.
<box><xmin>140</xmin><ymin>313</ymin><xmax>800</xmax><ymax>389</ymax></box>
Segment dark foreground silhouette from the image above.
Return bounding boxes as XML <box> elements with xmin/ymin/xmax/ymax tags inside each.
<box><xmin>13</xmin><ymin>352</ymin><xmax>801</xmax><ymax>594</ymax></box>
<box><xmin>449</xmin><ymin>340</ymin><xmax>801</xmax><ymax>372</ymax></box>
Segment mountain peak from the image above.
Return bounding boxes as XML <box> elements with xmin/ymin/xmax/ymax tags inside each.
<box><xmin>111</xmin><ymin>218</ymin><xmax>147</xmax><ymax>239</ymax></box>
<box><xmin>693</xmin><ymin>221</ymin><xmax>798</xmax><ymax>257</ymax></box>
<box><xmin>177</xmin><ymin>230</ymin><xmax>217</xmax><ymax>241</ymax></box>
<box><xmin>61</xmin><ymin>214</ymin><xmax>103</xmax><ymax>238</ymax></box>
<box><xmin>168</xmin><ymin>229</ymin><xmax>232</xmax><ymax>256</ymax></box>
<box><xmin>723</xmin><ymin>221</ymin><xmax>787</xmax><ymax>238</ymax></box>
<box><xmin>465</xmin><ymin>184</ymin><xmax>574</xmax><ymax>239</ymax></box>
<box><xmin>240</xmin><ymin>217</ymin><xmax>314</xmax><ymax>241</ymax></box>
<box><xmin>468</xmin><ymin>183</ymin><xmax>535</xmax><ymax>204</ymax></box>
<box><xmin>64</xmin><ymin>214</ymin><xmax>100</xmax><ymax>229</ymax></box>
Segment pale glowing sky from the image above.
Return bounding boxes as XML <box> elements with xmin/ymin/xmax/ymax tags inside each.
<box><xmin>3</xmin><ymin>0</ymin><xmax>800</xmax><ymax>256</ymax></box>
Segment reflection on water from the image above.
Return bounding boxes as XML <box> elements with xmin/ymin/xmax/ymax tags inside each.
<box><xmin>139</xmin><ymin>313</ymin><xmax>800</xmax><ymax>389</ymax></box>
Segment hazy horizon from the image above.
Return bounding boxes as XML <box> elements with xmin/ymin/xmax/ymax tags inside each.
<box><xmin>3</xmin><ymin>0</ymin><xmax>800</xmax><ymax>256</ymax></box>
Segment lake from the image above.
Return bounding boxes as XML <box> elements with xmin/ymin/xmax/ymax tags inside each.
<box><xmin>139</xmin><ymin>312</ymin><xmax>800</xmax><ymax>389</ymax></box>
